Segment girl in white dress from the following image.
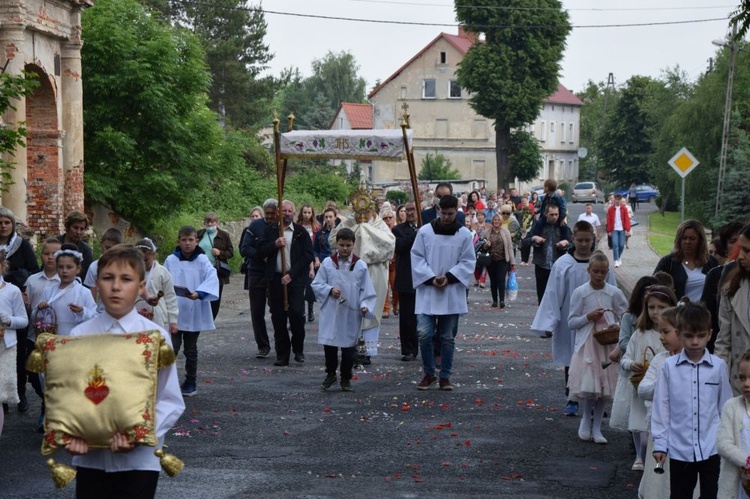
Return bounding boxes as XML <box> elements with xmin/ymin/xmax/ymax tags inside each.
<box><xmin>617</xmin><ymin>285</ymin><xmax>676</xmax><ymax>471</ymax></box>
<box><xmin>0</xmin><ymin>251</ymin><xmax>29</xmax><ymax>435</ymax></box>
<box><xmin>718</xmin><ymin>350</ymin><xmax>750</xmax><ymax>498</ymax></box>
<box><xmin>36</xmin><ymin>244</ymin><xmax>97</xmax><ymax>336</ymax></box>
<box><xmin>567</xmin><ymin>251</ymin><xmax>628</xmax><ymax>444</ymax></box>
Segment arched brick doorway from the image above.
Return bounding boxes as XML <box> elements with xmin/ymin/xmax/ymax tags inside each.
<box><xmin>24</xmin><ymin>64</ymin><xmax>63</xmax><ymax>236</ymax></box>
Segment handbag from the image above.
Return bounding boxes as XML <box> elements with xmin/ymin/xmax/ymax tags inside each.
<box><xmin>506</xmin><ymin>269</ymin><xmax>518</xmax><ymax>301</ymax></box>
<box><xmin>216</xmin><ymin>260</ymin><xmax>231</xmax><ymax>278</ymax></box>
<box><xmin>474</xmin><ymin>238</ymin><xmax>491</xmax><ymax>267</ymax></box>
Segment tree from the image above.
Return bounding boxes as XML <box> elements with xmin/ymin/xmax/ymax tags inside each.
<box><xmin>455</xmin><ymin>0</ymin><xmax>570</xmax><ymax>190</ymax></box>
<box><xmin>0</xmin><ymin>71</ymin><xmax>37</xmax><ymax>189</ymax></box>
<box><xmin>576</xmin><ymin>80</ymin><xmax>620</xmax><ymax>182</ymax></box>
<box><xmin>418</xmin><ymin>152</ymin><xmax>461</xmax><ymax>181</ymax></box>
<box><xmin>731</xmin><ymin>1</ymin><xmax>750</xmax><ymax>40</ymax></box>
<box><xmin>139</xmin><ymin>0</ymin><xmax>274</xmax><ymax>128</ymax></box>
<box><xmin>713</xmin><ymin>112</ymin><xmax>750</xmax><ymax>227</ymax></box>
<box><xmin>82</xmin><ymin>0</ymin><xmax>223</xmax><ymax>231</ymax></box>
<box><xmin>508</xmin><ymin>129</ymin><xmax>542</xmax><ymax>182</ymax></box>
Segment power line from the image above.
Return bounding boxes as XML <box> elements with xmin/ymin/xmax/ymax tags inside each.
<box><xmin>340</xmin><ymin>0</ymin><xmax>735</xmax><ymax>12</ymax></box>
<box><xmin>262</xmin><ymin>9</ymin><xmax>728</xmax><ymax>29</ymax></box>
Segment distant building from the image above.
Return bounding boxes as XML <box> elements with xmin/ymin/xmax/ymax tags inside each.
<box><xmin>329</xmin><ymin>102</ymin><xmax>373</xmax><ymax>179</ymax></box>
<box><xmin>367</xmin><ymin>27</ymin><xmax>582</xmax><ymax>193</ymax></box>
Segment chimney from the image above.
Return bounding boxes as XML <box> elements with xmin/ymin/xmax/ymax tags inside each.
<box><xmin>457</xmin><ymin>26</ymin><xmax>477</xmax><ymax>43</ymax></box>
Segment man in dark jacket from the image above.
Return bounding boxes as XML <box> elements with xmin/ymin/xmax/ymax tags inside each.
<box><xmin>421</xmin><ymin>182</ymin><xmax>465</xmax><ymax>226</ymax></box>
<box><xmin>392</xmin><ymin>200</ymin><xmax>420</xmax><ymax>361</ymax></box>
<box><xmin>259</xmin><ymin>200</ymin><xmax>314</xmax><ymax>366</ymax></box>
<box><xmin>239</xmin><ymin>199</ymin><xmax>277</xmax><ymax>359</ymax></box>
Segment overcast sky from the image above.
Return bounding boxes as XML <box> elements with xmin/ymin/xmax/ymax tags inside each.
<box><xmin>262</xmin><ymin>0</ymin><xmax>737</xmax><ymax>94</ymax></box>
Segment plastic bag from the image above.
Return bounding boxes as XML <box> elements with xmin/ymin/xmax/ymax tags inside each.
<box><xmin>506</xmin><ymin>269</ymin><xmax>518</xmax><ymax>302</ymax></box>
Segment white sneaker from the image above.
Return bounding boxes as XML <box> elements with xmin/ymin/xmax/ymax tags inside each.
<box><xmin>631</xmin><ymin>459</ymin><xmax>644</xmax><ymax>471</ymax></box>
<box><xmin>614</xmin><ymin>260</ymin><xmax>621</xmax><ymax>268</ymax></box>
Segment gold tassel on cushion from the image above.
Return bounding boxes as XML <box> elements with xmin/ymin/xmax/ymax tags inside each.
<box><xmin>47</xmin><ymin>459</ymin><xmax>77</xmax><ymax>488</ymax></box>
<box><xmin>157</xmin><ymin>336</ymin><xmax>176</xmax><ymax>369</ymax></box>
<box><xmin>154</xmin><ymin>448</ymin><xmax>184</xmax><ymax>476</ymax></box>
<box><xmin>26</xmin><ymin>346</ymin><xmax>45</xmax><ymax>373</ymax></box>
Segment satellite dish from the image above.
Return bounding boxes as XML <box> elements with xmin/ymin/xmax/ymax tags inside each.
<box><xmin>578</xmin><ymin>147</ymin><xmax>588</xmax><ymax>159</ymax></box>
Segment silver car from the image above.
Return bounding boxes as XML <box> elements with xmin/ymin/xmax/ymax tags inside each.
<box><xmin>572</xmin><ymin>181</ymin><xmax>605</xmax><ymax>203</ymax></box>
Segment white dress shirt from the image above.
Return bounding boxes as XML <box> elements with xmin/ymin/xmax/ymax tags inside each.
<box><xmin>651</xmin><ymin>349</ymin><xmax>732</xmax><ymax>462</ymax></box>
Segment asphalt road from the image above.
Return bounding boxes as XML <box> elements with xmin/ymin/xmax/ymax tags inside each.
<box><xmin>2</xmin><ymin>257</ymin><xmax>644</xmax><ymax>498</ymax></box>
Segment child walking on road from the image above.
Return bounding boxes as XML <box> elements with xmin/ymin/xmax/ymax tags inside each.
<box><xmin>567</xmin><ymin>251</ymin><xmax>628</xmax><ymax>444</ymax></box>
<box><xmin>718</xmin><ymin>350</ymin><xmax>750</xmax><ymax>498</ymax></box>
<box><xmin>312</xmin><ymin>228</ymin><xmax>376</xmax><ymax>392</ymax></box>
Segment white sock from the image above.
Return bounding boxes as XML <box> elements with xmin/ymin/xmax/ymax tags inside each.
<box><xmin>592</xmin><ymin>399</ymin><xmax>606</xmax><ymax>437</ymax></box>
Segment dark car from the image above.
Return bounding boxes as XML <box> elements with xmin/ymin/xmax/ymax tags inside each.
<box><xmin>613</xmin><ymin>184</ymin><xmax>660</xmax><ymax>204</ymax></box>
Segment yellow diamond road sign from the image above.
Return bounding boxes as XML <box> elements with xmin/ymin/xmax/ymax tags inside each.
<box><xmin>668</xmin><ymin>147</ymin><xmax>699</xmax><ymax>178</ymax></box>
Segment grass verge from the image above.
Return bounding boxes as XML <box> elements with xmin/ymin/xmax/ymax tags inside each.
<box><xmin>648</xmin><ymin>211</ymin><xmax>680</xmax><ymax>256</ymax></box>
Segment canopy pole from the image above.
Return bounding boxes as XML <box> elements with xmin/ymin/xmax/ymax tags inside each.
<box><xmin>401</xmin><ymin>104</ymin><xmax>422</xmax><ymax>227</ymax></box>
<box><xmin>273</xmin><ymin>112</ymin><xmax>290</xmax><ymax>311</ymax></box>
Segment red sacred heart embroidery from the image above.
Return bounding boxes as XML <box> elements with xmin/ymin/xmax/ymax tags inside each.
<box><xmin>84</xmin><ymin>385</ymin><xmax>109</xmax><ymax>404</ymax></box>
<box><xmin>84</xmin><ymin>364</ymin><xmax>109</xmax><ymax>404</ymax></box>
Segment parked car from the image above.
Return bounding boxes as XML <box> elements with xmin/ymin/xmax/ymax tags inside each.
<box><xmin>529</xmin><ymin>185</ymin><xmax>545</xmax><ymax>197</ymax></box>
<box><xmin>571</xmin><ymin>181</ymin><xmax>605</xmax><ymax>203</ymax></box>
<box><xmin>613</xmin><ymin>184</ymin><xmax>660</xmax><ymax>204</ymax></box>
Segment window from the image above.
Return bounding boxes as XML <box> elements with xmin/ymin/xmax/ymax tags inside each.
<box><xmin>423</xmin><ymin>79</ymin><xmax>436</xmax><ymax>99</ymax></box>
<box><xmin>561</xmin><ymin>122</ymin><xmax>566</xmax><ymax>143</ymax></box>
<box><xmin>400</xmin><ymin>86</ymin><xmax>407</xmax><ymax>99</ymax></box>
<box><xmin>448</xmin><ymin>80</ymin><xmax>461</xmax><ymax>98</ymax></box>
<box><xmin>440</xmin><ymin>52</ymin><xmax>447</xmax><ymax>64</ymax></box>
<box><xmin>569</xmin><ymin>123</ymin><xmax>574</xmax><ymax>143</ymax></box>
<box><xmin>550</xmin><ymin>121</ymin><xmax>555</xmax><ymax>133</ymax></box>
<box><xmin>339</xmin><ymin>117</ymin><xmax>344</xmax><ymax>128</ymax></box>
<box><xmin>472</xmin><ymin>119</ymin><xmax>486</xmax><ymax>139</ymax></box>
<box><xmin>540</xmin><ymin>121</ymin><xmax>547</xmax><ymax>141</ymax></box>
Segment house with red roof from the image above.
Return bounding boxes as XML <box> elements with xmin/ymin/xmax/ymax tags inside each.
<box><xmin>329</xmin><ymin>102</ymin><xmax>375</xmax><ymax>177</ymax></box>
<box><xmin>366</xmin><ymin>27</ymin><xmax>583</xmax><ymax>192</ymax></box>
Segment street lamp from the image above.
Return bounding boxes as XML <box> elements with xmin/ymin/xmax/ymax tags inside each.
<box><xmin>713</xmin><ymin>25</ymin><xmax>738</xmax><ymax>219</ymax></box>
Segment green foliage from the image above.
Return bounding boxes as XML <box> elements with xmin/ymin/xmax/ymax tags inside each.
<box><xmin>418</xmin><ymin>153</ymin><xmax>461</xmax><ymax>181</ymax></box>
<box><xmin>712</xmin><ymin>113</ymin><xmax>750</xmax><ymax>228</ymax></box>
<box><xmin>730</xmin><ymin>1</ymin><xmax>750</xmax><ymax>40</ymax></box>
<box><xmin>454</xmin><ymin>0</ymin><xmax>571</xmax><ymax>188</ymax></box>
<box><xmin>274</xmin><ymin>52</ymin><xmax>367</xmax><ymax>130</ymax></box>
<box><xmin>0</xmin><ymin>71</ymin><xmax>38</xmax><ymax>190</ymax></box>
<box><xmin>508</xmin><ymin>129</ymin><xmax>542</xmax><ymax>182</ymax></box>
<box><xmin>577</xmin><ymin>80</ymin><xmax>620</xmax><ymax>181</ymax></box>
<box><xmin>285</xmin><ymin>168</ymin><xmax>353</xmax><ymax>206</ymax></box>
<box><xmin>139</xmin><ymin>0</ymin><xmax>274</xmax><ymax>128</ymax></box>
<box><xmin>82</xmin><ymin>0</ymin><xmax>226</xmax><ymax>232</ymax></box>
<box><xmin>385</xmin><ymin>190</ymin><xmax>407</xmax><ymax>206</ymax></box>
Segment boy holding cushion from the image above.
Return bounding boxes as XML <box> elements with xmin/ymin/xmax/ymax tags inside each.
<box><xmin>65</xmin><ymin>245</ymin><xmax>185</xmax><ymax>498</ymax></box>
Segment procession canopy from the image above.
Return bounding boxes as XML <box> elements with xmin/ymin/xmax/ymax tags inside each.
<box><xmin>279</xmin><ymin>129</ymin><xmax>412</xmax><ymax>162</ymax></box>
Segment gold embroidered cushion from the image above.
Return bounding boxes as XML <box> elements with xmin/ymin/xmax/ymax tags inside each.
<box><xmin>39</xmin><ymin>331</ymin><xmax>161</xmax><ymax>455</ymax></box>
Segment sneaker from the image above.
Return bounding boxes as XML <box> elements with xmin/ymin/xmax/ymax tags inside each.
<box><xmin>256</xmin><ymin>348</ymin><xmax>270</xmax><ymax>359</ymax></box>
<box><xmin>340</xmin><ymin>379</ymin><xmax>353</xmax><ymax>392</ymax></box>
<box><xmin>614</xmin><ymin>260</ymin><xmax>621</xmax><ymax>268</ymax></box>
<box><xmin>631</xmin><ymin>459</ymin><xmax>644</xmax><ymax>471</ymax></box>
<box><xmin>181</xmin><ymin>383</ymin><xmax>197</xmax><ymax>397</ymax></box>
<box><xmin>479</xmin><ymin>282</ymin><xmax>485</xmax><ymax>288</ymax></box>
<box><xmin>417</xmin><ymin>375</ymin><xmax>437</xmax><ymax>390</ymax></box>
<box><xmin>563</xmin><ymin>401</ymin><xmax>578</xmax><ymax>416</ymax></box>
<box><xmin>439</xmin><ymin>379</ymin><xmax>453</xmax><ymax>391</ymax></box>
<box><xmin>321</xmin><ymin>374</ymin><xmax>337</xmax><ymax>391</ymax></box>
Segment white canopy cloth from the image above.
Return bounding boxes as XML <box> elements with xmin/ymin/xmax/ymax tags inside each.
<box><xmin>279</xmin><ymin>129</ymin><xmax>412</xmax><ymax>161</ymax></box>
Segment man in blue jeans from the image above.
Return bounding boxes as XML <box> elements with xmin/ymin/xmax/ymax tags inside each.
<box><xmin>606</xmin><ymin>194</ymin><xmax>631</xmax><ymax>268</ymax></box>
<box><xmin>411</xmin><ymin>195</ymin><xmax>475</xmax><ymax>391</ymax></box>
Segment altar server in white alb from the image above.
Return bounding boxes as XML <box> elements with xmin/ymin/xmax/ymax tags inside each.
<box><xmin>65</xmin><ymin>245</ymin><xmax>184</xmax><ymax>498</ymax></box>
<box><xmin>530</xmin><ymin>220</ymin><xmax>615</xmax><ymax>417</ymax></box>
<box><xmin>0</xmin><ymin>250</ymin><xmax>29</xmax><ymax>436</ymax></box>
<box><xmin>411</xmin><ymin>195</ymin><xmax>475</xmax><ymax>392</ymax></box>
<box><xmin>330</xmin><ymin>201</ymin><xmax>395</xmax><ymax>364</ymax></box>
<box><xmin>312</xmin><ymin>228</ymin><xmax>377</xmax><ymax>392</ymax></box>
<box><xmin>163</xmin><ymin>226</ymin><xmax>219</xmax><ymax>397</ymax></box>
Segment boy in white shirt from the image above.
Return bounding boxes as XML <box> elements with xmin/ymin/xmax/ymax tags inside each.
<box><xmin>651</xmin><ymin>301</ymin><xmax>731</xmax><ymax>498</ymax></box>
<box><xmin>65</xmin><ymin>244</ymin><xmax>185</xmax><ymax>498</ymax></box>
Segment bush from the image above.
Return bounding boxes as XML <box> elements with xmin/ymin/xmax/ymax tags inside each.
<box><xmin>385</xmin><ymin>189</ymin><xmax>407</xmax><ymax>206</ymax></box>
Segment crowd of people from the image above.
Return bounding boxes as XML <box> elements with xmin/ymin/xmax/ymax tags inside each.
<box><xmin>6</xmin><ymin>179</ymin><xmax>750</xmax><ymax>498</ymax></box>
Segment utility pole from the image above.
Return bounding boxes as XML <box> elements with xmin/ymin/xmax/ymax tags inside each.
<box><xmin>714</xmin><ymin>24</ymin><xmax>738</xmax><ymax>220</ymax></box>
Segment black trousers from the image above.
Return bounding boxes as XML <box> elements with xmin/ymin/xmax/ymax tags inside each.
<box><xmin>520</xmin><ymin>244</ymin><xmax>531</xmax><ymax>264</ymax></box>
<box><xmin>534</xmin><ymin>265</ymin><xmax>551</xmax><ymax>305</ymax></box>
<box><xmin>268</xmin><ymin>276</ymin><xmax>305</xmax><ymax>362</ymax></box>
<box><xmin>324</xmin><ymin>345</ymin><xmax>354</xmax><ymax>380</ymax></box>
<box><xmin>487</xmin><ymin>259</ymin><xmax>510</xmax><ymax>304</ymax></box>
<box><xmin>172</xmin><ymin>331</ymin><xmax>200</xmax><ymax>384</ymax></box>
<box><xmin>247</xmin><ymin>275</ymin><xmax>270</xmax><ymax>352</ymax></box>
<box><xmin>398</xmin><ymin>292</ymin><xmax>417</xmax><ymax>357</ymax></box>
<box><xmin>76</xmin><ymin>467</ymin><xmax>159</xmax><ymax>499</ymax></box>
<box><xmin>669</xmin><ymin>455</ymin><xmax>720</xmax><ymax>499</ymax></box>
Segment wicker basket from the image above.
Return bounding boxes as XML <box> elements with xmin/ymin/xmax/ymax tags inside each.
<box><xmin>592</xmin><ymin>309</ymin><xmax>620</xmax><ymax>346</ymax></box>
<box><xmin>630</xmin><ymin>346</ymin><xmax>656</xmax><ymax>389</ymax></box>
<box><xmin>33</xmin><ymin>306</ymin><xmax>58</xmax><ymax>336</ymax></box>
